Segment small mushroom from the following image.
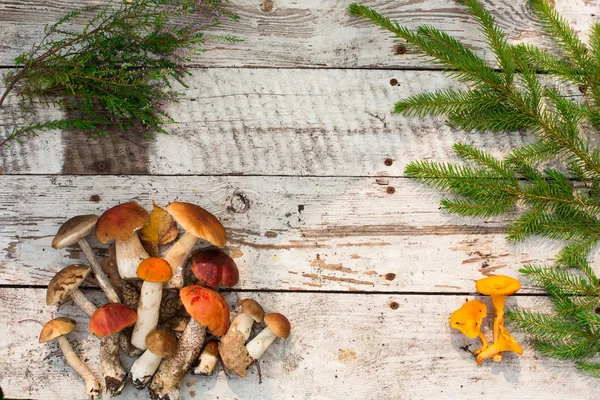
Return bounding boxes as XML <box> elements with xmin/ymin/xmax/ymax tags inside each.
<box><xmin>96</xmin><ymin>202</ymin><xmax>150</xmax><ymax>279</ymax></box>
<box><xmin>449</xmin><ymin>300</ymin><xmax>488</xmax><ymax>355</ymax></box>
<box><xmin>131</xmin><ymin>258</ymin><xmax>173</xmax><ymax>350</ymax></box>
<box><xmin>90</xmin><ymin>303</ymin><xmax>138</xmax><ymax>396</ymax></box>
<box><xmin>130</xmin><ymin>329</ymin><xmax>178</xmax><ymax>389</ymax></box>
<box><xmin>53</xmin><ymin>215</ymin><xmax>120</xmax><ymax>303</ymax></box>
<box><xmin>149</xmin><ymin>286</ymin><xmax>229</xmax><ymax>400</ymax></box>
<box><xmin>476</xmin><ymin>325</ymin><xmax>523</xmax><ymax>365</ymax></box>
<box><xmin>476</xmin><ymin>275</ymin><xmax>521</xmax><ymax>362</ymax></box>
<box><xmin>191</xmin><ymin>249</ymin><xmax>240</xmax><ymax>288</ymax></box>
<box><xmin>47</xmin><ymin>264</ymin><xmax>97</xmax><ymax>317</ymax></box>
<box><xmin>219</xmin><ymin>299</ymin><xmax>264</xmax><ymax>377</ymax></box>
<box><xmin>193</xmin><ymin>340</ymin><xmax>219</xmax><ymax>376</ymax></box>
<box><xmin>40</xmin><ymin>318</ymin><xmax>101</xmax><ymax>399</ymax></box>
<box><xmin>246</xmin><ymin>313</ymin><xmax>291</xmax><ymax>361</ymax></box>
<box><xmin>163</xmin><ymin>202</ymin><xmax>226</xmax><ymax>289</ymax></box>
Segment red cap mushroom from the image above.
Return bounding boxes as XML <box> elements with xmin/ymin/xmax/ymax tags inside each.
<box><xmin>191</xmin><ymin>249</ymin><xmax>239</xmax><ymax>288</ymax></box>
<box><xmin>90</xmin><ymin>303</ymin><xmax>138</xmax><ymax>337</ymax></box>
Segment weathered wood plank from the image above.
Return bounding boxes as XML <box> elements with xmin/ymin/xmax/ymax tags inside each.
<box><xmin>0</xmin><ymin>175</ymin><xmax>585</xmax><ymax>292</ymax></box>
<box><xmin>0</xmin><ymin>0</ymin><xmax>596</xmax><ymax>68</ymax></box>
<box><xmin>0</xmin><ymin>289</ymin><xmax>595</xmax><ymax>399</ymax></box>
<box><xmin>0</xmin><ymin>69</ymin><xmax>538</xmax><ymax>175</ymax></box>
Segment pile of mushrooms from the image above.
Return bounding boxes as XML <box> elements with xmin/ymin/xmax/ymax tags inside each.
<box><xmin>39</xmin><ymin>201</ymin><xmax>292</xmax><ymax>399</ymax></box>
<box><xmin>449</xmin><ymin>275</ymin><xmax>523</xmax><ymax>366</ymax></box>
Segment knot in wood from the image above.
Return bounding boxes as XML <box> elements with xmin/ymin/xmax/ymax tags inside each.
<box><xmin>229</xmin><ymin>191</ymin><xmax>251</xmax><ymax>213</ymax></box>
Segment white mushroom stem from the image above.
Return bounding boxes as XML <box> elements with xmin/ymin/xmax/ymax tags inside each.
<box><xmin>130</xmin><ymin>349</ymin><xmax>163</xmax><ymax>389</ymax></box>
<box><xmin>116</xmin><ymin>233</ymin><xmax>149</xmax><ymax>279</ymax></box>
<box><xmin>163</xmin><ymin>232</ymin><xmax>198</xmax><ymax>289</ymax></box>
<box><xmin>100</xmin><ymin>333</ymin><xmax>126</xmax><ymax>397</ymax></box>
<box><xmin>149</xmin><ymin>319</ymin><xmax>206</xmax><ymax>400</ymax></box>
<box><xmin>131</xmin><ymin>281</ymin><xmax>163</xmax><ymax>350</ymax></box>
<box><xmin>246</xmin><ymin>327</ymin><xmax>277</xmax><ymax>360</ymax></box>
<box><xmin>78</xmin><ymin>238</ymin><xmax>121</xmax><ymax>303</ymax></box>
<box><xmin>193</xmin><ymin>347</ymin><xmax>218</xmax><ymax>376</ymax></box>
<box><xmin>229</xmin><ymin>313</ymin><xmax>255</xmax><ymax>342</ymax></box>
<box><xmin>57</xmin><ymin>336</ymin><xmax>102</xmax><ymax>400</ymax></box>
<box><xmin>69</xmin><ymin>288</ymin><xmax>97</xmax><ymax>318</ymax></box>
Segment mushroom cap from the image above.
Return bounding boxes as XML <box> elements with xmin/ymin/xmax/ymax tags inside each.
<box><xmin>39</xmin><ymin>317</ymin><xmax>76</xmax><ymax>343</ymax></box>
<box><xmin>146</xmin><ymin>329</ymin><xmax>178</xmax><ymax>358</ymax></box>
<box><xmin>180</xmin><ymin>285</ymin><xmax>230</xmax><ymax>336</ymax></box>
<box><xmin>52</xmin><ymin>215</ymin><xmax>98</xmax><ymax>249</ymax></box>
<box><xmin>89</xmin><ymin>303</ymin><xmax>138</xmax><ymax>337</ymax></box>
<box><xmin>191</xmin><ymin>249</ymin><xmax>239</xmax><ymax>288</ymax></box>
<box><xmin>449</xmin><ymin>300</ymin><xmax>487</xmax><ymax>339</ymax></box>
<box><xmin>476</xmin><ymin>275</ymin><xmax>521</xmax><ymax>297</ymax></box>
<box><xmin>165</xmin><ymin>202</ymin><xmax>226</xmax><ymax>248</ymax></box>
<box><xmin>136</xmin><ymin>257</ymin><xmax>173</xmax><ymax>283</ymax></box>
<box><xmin>46</xmin><ymin>264</ymin><xmax>92</xmax><ymax>306</ymax></box>
<box><xmin>240</xmin><ymin>299</ymin><xmax>265</xmax><ymax>323</ymax></box>
<box><xmin>95</xmin><ymin>202</ymin><xmax>150</xmax><ymax>243</ymax></box>
<box><xmin>264</xmin><ymin>313</ymin><xmax>291</xmax><ymax>339</ymax></box>
<box><xmin>202</xmin><ymin>340</ymin><xmax>220</xmax><ymax>357</ymax></box>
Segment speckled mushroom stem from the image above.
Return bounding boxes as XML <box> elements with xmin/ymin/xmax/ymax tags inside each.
<box><xmin>57</xmin><ymin>336</ymin><xmax>102</xmax><ymax>399</ymax></box>
<box><xmin>100</xmin><ymin>333</ymin><xmax>126</xmax><ymax>397</ymax></box>
<box><xmin>149</xmin><ymin>318</ymin><xmax>206</xmax><ymax>400</ymax></box>
<box><xmin>69</xmin><ymin>288</ymin><xmax>97</xmax><ymax>318</ymax></box>
<box><xmin>78</xmin><ymin>238</ymin><xmax>121</xmax><ymax>303</ymax></box>
<box><xmin>163</xmin><ymin>232</ymin><xmax>198</xmax><ymax>289</ymax></box>
<box><xmin>116</xmin><ymin>233</ymin><xmax>149</xmax><ymax>279</ymax></box>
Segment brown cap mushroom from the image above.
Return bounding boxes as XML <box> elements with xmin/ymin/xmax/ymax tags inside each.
<box><xmin>246</xmin><ymin>313</ymin><xmax>291</xmax><ymax>361</ymax></box>
<box><xmin>52</xmin><ymin>215</ymin><xmax>98</xmax><ymax>249</ymax></box>
<box><xmin>39</xmin><ymin>317</ymin><xmax>76</xmax><ymax>343</ymax></box>
<box><xmin>191</xmin><ymin>249</ymin><xmax>240</xmax><ymax>288</ymax></box>
<box><xmin>146</xmin><ymin>329</ymin><xmax>178</xmax><ymax>358</ymax></box>
<box><xmin>47</xmin><ymin>264</ymin><xmax>97</xmax><ymax>317</ymax></box>
<box><xmin>449</xmin><ymin>300</ymin><xmax>488</xmax><ymax>355</ymax></box>
<box><xmin>193</xmin><ymin>340</ymin><xmax>220</xmax><ymax>376</ymax></box>
<box><xmin>129</xmin><ymin>329</ymin><xmax>178</xmax><ymax>389</ymax></box>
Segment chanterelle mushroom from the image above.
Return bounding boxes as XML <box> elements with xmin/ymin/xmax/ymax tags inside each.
<box><xmin>131</xmin><ymin>258</ymin><xmax>173</xmax><ymax>350</ymax></box>
<box><xmin>130</xmin><ymin>329</ymin><xmax>178</xmax><ymax>389</ymax></box>
<box><xmin>149</xmin><ymin>286</ymin><xmax>229</xmax><ymax>400</ymax></box>
<box><xmin>96</xmin><ymin>202</ymin><xmax>150</xmax><ymax>280</ymax></box>
<box><xmin>476</xmin><ymin>275</ymin><xmax>520</xmax><ymax>362</ymax></box>
<box><xmin>90</xmin><ymin>303</ymin><xmax>138</xmax><ymax>396</ymax></box>
<box><xmin>40</xmin><ymin>318</ymin><xmax>101</xmax><ymax>399</ymax></box>
<box><xmin>476</xmin><ymin>325</ymin><xmax>523</xmax><ymax>365</ymax></box>
<box><xmin>449</xmin><ymin>300</ymin><xmax>488</xmax><ymax>355</ymax></box>
<box><xmin>47</xmin><ymin>264</ymin><xmax>97</xmax><ymax>317</ymax></box>
<box><xmin>53</xmin><ymin>214</ymin><xmax>120</xmax><ymax>303</ymax></box>
<box><xmin>193</xmin><ymin>341</ymin><xmax>219</xmax><ymax>376</ymax></box>
<box><xmin>163</xmin><ymin>202</ymin><xmax>226</xmax><ymax>289</ymax></box>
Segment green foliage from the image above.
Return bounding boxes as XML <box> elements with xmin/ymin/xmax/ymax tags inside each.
<box><xmin>350</xmin><ymin>0</ymin><xmax>600</xmax><ymax>375</ymax></box>
<box><xmin>0</xmin><ymin>0</ymin><xmax>238</xmax><ymax>147</ymax></box>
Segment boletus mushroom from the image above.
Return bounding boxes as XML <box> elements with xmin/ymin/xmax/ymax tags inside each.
<box><xmin>476</xmin><ymin>324</ymin><xmax>523</xmax><ymax>365</ymax></box>
<box><xmin>149</xmin><ymin>285</ymin><xmax>229</xmax><ymax>400</ymax></box>
<box><xmin>246</xmin><ymin>313</ymin><xmax>291</xmax><ymax>361</ymax></box>
<box><xmin>130</xmin><ymin>329</ymin><xmax>178</xmax><ymax>389</ymax></box>
<box><xmin>131</xmin><ymin>257</ymin><xmax>173</xmax><ymax>350</ymax></box>
<box><xmin>449</xmin><ymin>300</ymin><xmax>488</xmax><ymax>355</ymax></box>
<box><xmin>53</xmin><ymin>214</ymin><xmax>120</xmax><ymax>303</ymax></box>
<box><xmin>96</xmin><ymin>202</ymin><xmax>150</xmax><ymax>279</ymax></box>
<box><xmin>47</xmin><ymin>264</ymin><xmax>97</xmax><ymax>317</ymax></box>
<box><xmin>190</xmin><ymin>249</ymin><xmax>239</xmax><ymax>288</ymax></box>
<box><xmin>193</xmin><ymin>340</ymin><xmax>219</xmax><ymax>376</ymax></box>
<box><xmin>90</xmin><ymin>303</ymin><xmax>138</xmax><ymax>396</ymax></box>
<box><xmin>476</xmin><ymin>275</ymin><xmax>521</xmax><ymax>362</ymax></box>
<box><xmin>163</xmin><ymin>202</ymin><xmax>226</xmax><ymax>289</ymax></box>
<box><xmin>40</xmin><ymin>318</ymin><xmax>101</xmax><ymax>399</ymax></box>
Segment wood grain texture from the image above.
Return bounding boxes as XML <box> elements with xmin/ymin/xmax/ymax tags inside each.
<box><xmin>1</xmin><ymin>288</ymin><xmax>598</xmax><ymax>400</ymax></box>
<box><xmin>1</xmin><ymin>175</ymin><xmax>590</xmax><ymax>292</ymax></box>
<box><xmin>0</xmin><ymin>69</ymin><xmax>538</xmax><ymax>175</ymax></box>
<box><xmin>0</xmin><ymin>0</ymin><xmax>596</xmax><ymax>68</ymax></box>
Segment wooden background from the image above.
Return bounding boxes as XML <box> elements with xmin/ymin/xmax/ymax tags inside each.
<box><xmin>2</xmin><ymin>0</ymin><xmax>600</xmax><ymax>399</ymax></box>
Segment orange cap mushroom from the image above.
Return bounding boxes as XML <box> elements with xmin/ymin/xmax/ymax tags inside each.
<box><xmin>89</xmin><ymin>303</ymin><xmax>138</xmax><ymax>337</ymax></box>
<box><xmin>449</xmin><ymin>300</ymin><xmax>488</xmax><ymax>355</ymax></box>
<box><xmin>165</xmin><ymin>202</ymin><xmax>226</xmax><ymax>248</ymax></box>
<box><xmin>180</xmin><ymin>285</ymin><xmax>230</xmax><ymax>336</ymax></box>
<box><xmin>476</xmin><ymin>324</ymin><xmax>523</xmax><ymax>365</ymax></box>
<box><xmin>137</xmin><ymin>257</ymin><xmax>173</xmax><ymax>283</ymax></box>
<box><xmin>191</xmin><ymin>249</ymin><xmax>239</xmax><ymax>288</ymax></box>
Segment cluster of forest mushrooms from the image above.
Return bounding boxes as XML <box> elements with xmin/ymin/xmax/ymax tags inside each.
<box><xmin>449</xmin><ymin>275</ymin><xmax>523</xmax><ymax>365</ymax></box>
<box><xmin>39</xmin><ymin>201</ymin><xmax>291</xmax><ymax>399</ymax></box>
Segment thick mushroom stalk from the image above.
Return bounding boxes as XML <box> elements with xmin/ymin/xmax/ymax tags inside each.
<box><xmin>53</xmin><ymin>215</ymin><xmax>120</xmax><ymax>303</ymax></box>
<box><xmin>96</xmin><ymin>202</ymin><xmax>150</xmax><ymax>280</ymax></box>
<box><xmin>100</xmin><ymin>333</ymin><xmax>126</xmax><ymax>396</ymax></box>
<box><xmin>193</xmin><ymin>341</ymin><xmax>219</xmax><ymax>376</ymax></box>
<box><xmin>131</xmin><ymin>258</ymin><xmax>173</xmax><ymax>350</ymax></box>
<box><xmin>47</xmin><ymin>264</ymin><xmax>97</xmax><ymax>317</ymax></box>
<box><xmin>163</xmin><ymin>202</ymin><xmax>227</xmax><ymax>289</ymax></box>
<box><xmin>150</xmin><ymin>286</ymin><xmax>229</xmax><ymax>400</ymax></box>
<box><xmin>40</xmin><ymin>318</ymin><xmax>101</xmax><ymax>400</ymax></box>
<box><xmin>246</xmin><ymin>313</ymin><xmax>291</xmax><ymax>361</ymax></box>
<box><xmin>476</xmin><ymin>325</ymin><xmax>523</xmax><ymax>365</ymax></box>
<box><xmin>449</xmin><ymin>300</ymin><xmax>488</xmax><ymax>356</ymax></box>
<box><xmin>130</xmin><ymin>329</ymin><xmax>177</xmax><ymax>389</ymax></box>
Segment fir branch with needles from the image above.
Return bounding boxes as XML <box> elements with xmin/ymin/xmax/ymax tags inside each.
<box><xmin>0</xmin><ymin>0</ymin><xmax>240</xmax><ymax>147</ymax></box>
<box><xmin>350</xmin><ymin>0</ymin><xmax>600</xmax><ymax>375</ymax></box>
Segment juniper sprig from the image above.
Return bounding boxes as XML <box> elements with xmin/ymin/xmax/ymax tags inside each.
<box><xmin>350</xmin><ymin>0</ymin><xmax>600</xmax><ymax>374</ymax></box>
<box><xmin>0</xmin><ymin>0</ymin><xmax>239</xmax><ymax>147</ymax></box>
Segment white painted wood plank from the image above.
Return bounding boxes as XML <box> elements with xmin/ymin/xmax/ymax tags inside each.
<box><xmin>0</xmin><ymin>0</ymin><xmax>596</xmax><ymax>68</ymax></box>
<box><xmin>0</xmin><ymin>289</ymin><xmax>596</xmax><ymax>400</ymax></box>
<box><xmin>1</xmin><ymin>175</ymin><xmax>589</xmax><ymax>292</ymax></box>
<box><xmin>0</xmin><ymin>69</ymin><xmax>538</xmax><ymax>175</ymax></box>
